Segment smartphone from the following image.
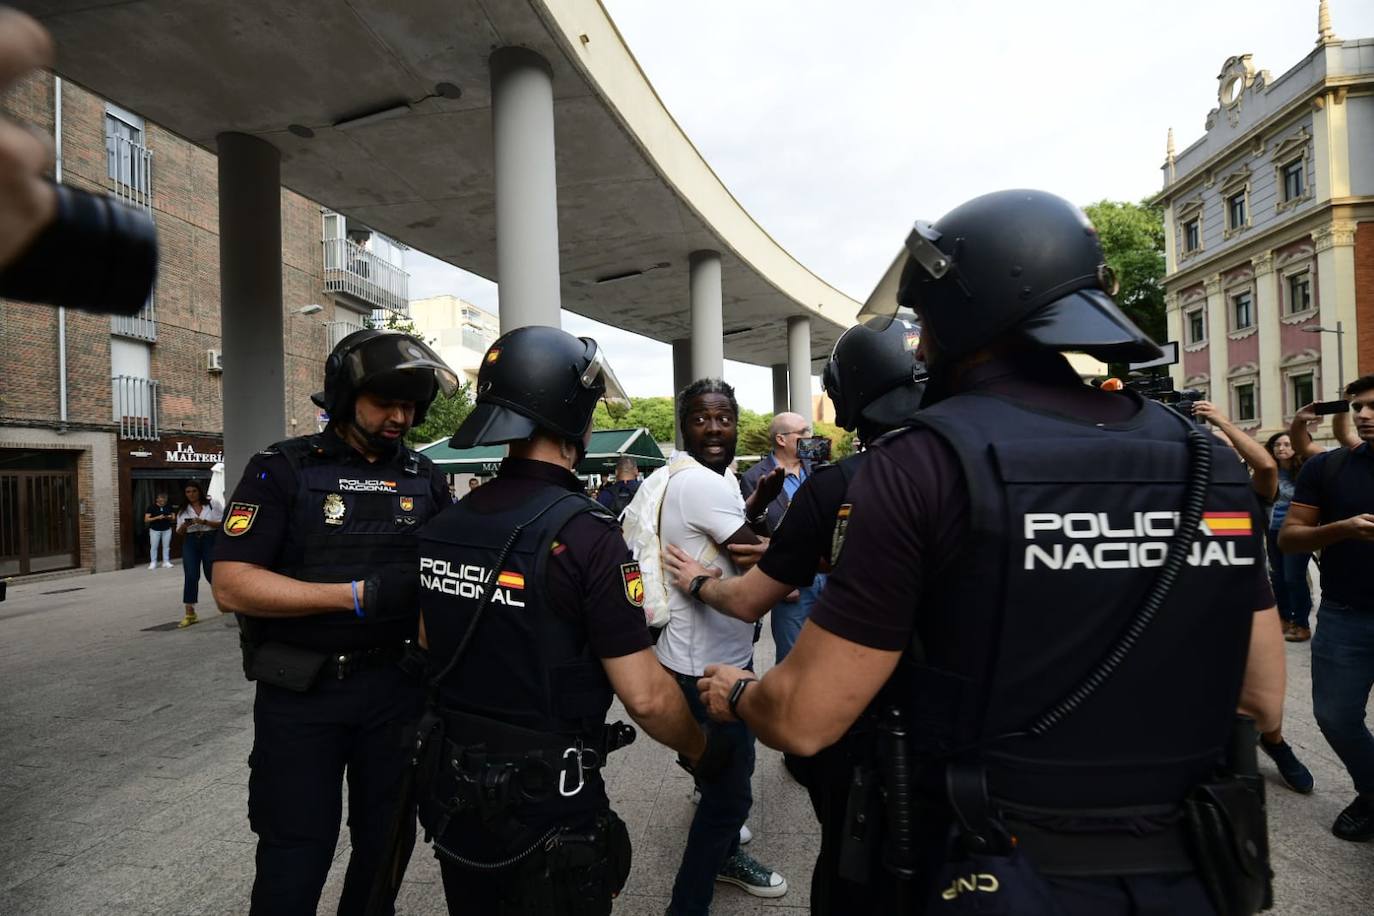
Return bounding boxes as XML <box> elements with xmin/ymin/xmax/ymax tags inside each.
<box><xmin>796</xmin><ymin>436</ymin><xmax>832</xmax><ymax>463</ymax></box>
<box><xmin>1313</xmin><ymin>400</ymin><xmax>1349</xmax><ymax>416</ymax></box>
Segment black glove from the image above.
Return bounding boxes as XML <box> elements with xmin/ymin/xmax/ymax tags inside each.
<box><xmin>678</xmin><ymin>729</ymin><xmax>733</xmax><ymax>785</ymax></box>
<box><xmin>362</xmin><ymin>571</ymin><xmax>420</xmax><ymax>619</ymax></box>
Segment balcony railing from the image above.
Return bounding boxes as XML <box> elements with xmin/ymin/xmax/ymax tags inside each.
<box><xmin>106</xmin><ymin>134</ymin><xmax>152</xmax><ymax>212</ymax></box>
<box><xmin>323</xmin><ymin>238</ymin><xmax>409</xmax><ymax>318</ymax></box>
<box><xmin>326</xmin><ymin>318</ymin><xmax>366</xmax><ymax>351</ymax></box>
<box><xmin>112</xmin><ymin>375</ymin><xmax>159</xmax><ymax>440</ymax></box>
<box><xmin>112</xmin><ymin>293</ymin><xmax>157</xmax><ymax>341</ymax></box>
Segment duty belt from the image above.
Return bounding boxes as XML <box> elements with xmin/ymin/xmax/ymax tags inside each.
<box><xmin>331</xmin><ymin>644</ymin><xmax>406</xmax><ymax>679</ymax></box>
<box><xmin>1003</xmin><ymin>804</ymin><xmax>1195</xmax><ymax>877</ymax></box>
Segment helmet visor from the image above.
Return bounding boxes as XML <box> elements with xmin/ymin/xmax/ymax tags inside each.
<box><xmin>579</xmin><ymin>338</ymin><xmax>630</xmax><ymax>410</ymax></box>
<box><xmin>342</xmin><ymin>333</ymin><xmax>459</xmax><ymax>398</ymax></box>
<box><xmin>857</xmin><ymin>221</ymin><xmax>946</xmax><ymax>331</ymax></box>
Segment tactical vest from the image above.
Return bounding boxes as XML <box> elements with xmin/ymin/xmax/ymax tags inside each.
<box><xmin>901</xmin><ymin>392</ymin><xmax>1261</xmax><ymax>809</ymax></box>
<box><xmin>258</xmin><ymin>435</ymin><xmax>438</xmax><ymax>651</ymax></box>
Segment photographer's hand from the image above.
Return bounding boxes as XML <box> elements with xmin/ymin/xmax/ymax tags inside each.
<box><xmin>0</xmin><ymin>9</ymin><xmax>57</xmax><ymax>269</ymax></box>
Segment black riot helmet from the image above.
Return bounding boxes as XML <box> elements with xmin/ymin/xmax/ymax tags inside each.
<box><xmin>822</xmin><ymin>317</ymin><xmax>927</xmax><ymax>436</ymax></box>
<box><xmin>452</xmin><ymin>325</ymin><xmax>628</xmax><ymax>449</ymax></box>
<box><xmin>859</xmin><ymin>189</ymin><xmax>1161</xmax><ymax>366</ymax></box>
<box><xmin>312</xmin><ymin>329</ymin><xmax>459</xmax><ymax>427</ymax></box>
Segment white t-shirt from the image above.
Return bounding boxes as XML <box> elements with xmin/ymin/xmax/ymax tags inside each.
<box><xmin>177</xmin><ymin>501</ymin><xmax>222</xmax><ymax>534</ymax></box>
<box><xmin>654</xmin><ymin>458</ymin><xmax>756</xmax><ymax>677</ymax></box>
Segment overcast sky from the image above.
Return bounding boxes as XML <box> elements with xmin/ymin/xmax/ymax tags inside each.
<box><xmin>406</xmin><ymin>0</ymin><xmax>1374</xmax><ymax>412</ymax></box>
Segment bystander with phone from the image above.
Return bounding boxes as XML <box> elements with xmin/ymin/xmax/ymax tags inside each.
<box><xmin>175</xmin><ymin>480</ymin><xmax>221</xmax><ymax>628</ymax></box>
<box><xmin>1290</xmin><ymin>399</ymin><xmax>1361</xmax><ymax>457</ymax></box>
<box><xmin>143</xmin><ymin>492</ymin><xmax>174</xmax><ymax>570</ymax></box>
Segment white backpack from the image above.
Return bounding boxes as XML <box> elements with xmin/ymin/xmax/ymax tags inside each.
<box><xmin>619</xmin><ymin>453</ymin><xmax>719</xmax><ymax>629</ymax></box>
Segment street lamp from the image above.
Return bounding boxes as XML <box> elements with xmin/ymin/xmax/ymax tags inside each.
<box><xmin>1303</xmin><ymin>320</ymin><xmax>1345</xmax><ymax>397</ymax></box>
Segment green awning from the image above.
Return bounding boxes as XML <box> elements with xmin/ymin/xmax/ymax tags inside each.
<box><xmin>419</xmin><ymin>428</ymin><xmax>666</xmax><ymax>477</ymax></box>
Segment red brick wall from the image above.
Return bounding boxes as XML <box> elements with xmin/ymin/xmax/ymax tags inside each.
<box><xmin>1357</xmin><ymin>222</ymin><xmax>1374</xmax><ymax>376</ymax></box>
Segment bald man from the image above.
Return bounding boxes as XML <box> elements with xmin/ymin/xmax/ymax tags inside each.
<box><xmin>738</xmin><ymin>412</ymin><xmax>822</xmax><ymax>665</ymax></box>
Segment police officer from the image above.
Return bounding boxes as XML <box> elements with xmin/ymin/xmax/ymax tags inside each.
<box><xmin>662</xmin><ymin>316</ymin><xmax>925</xmax><ymax>915</ymax></box>
<box><xmin>412</xmin><ymin>326</ymin><xmax>729</xmax><ymax>916</ymax></box>
<box><xmin>697</xmin><ymin>190</ymin><xmax>1289</xmax><ymax>914</ymax></box>
<box><xmin>213</xmin><ymin>329</ymin><xmax>458</xmax><ymax>916</ymax></box>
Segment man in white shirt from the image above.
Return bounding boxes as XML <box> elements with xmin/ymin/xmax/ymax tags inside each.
<box><xmin>656</xmin><ymin>379</ymin><xmax>789</xmax><ymax>914</ymax></box>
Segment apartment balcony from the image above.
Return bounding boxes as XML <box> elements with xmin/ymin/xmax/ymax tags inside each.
<box><xmin>112</xmin><ymin>375</ymin><xmax>160</xmax><ymax>440</ymax></box>
<box><xmin>112</xmin><ymin>293</ymin><xmax>157</xmax><ymax>341</ymax></box>
<box><xmin>323</xmin><ymin>238</ymin><xmax>409</xmax><ymax>319</ymax></box>
<box><xmin>325</xmin><ymin>318</ymin><xmax>366</xmax><ymax>351</ymax></box>
<box><xmin>106</xmin><ymin>134</ymin><xmax>152</xmax><ymax>213</ymax></box>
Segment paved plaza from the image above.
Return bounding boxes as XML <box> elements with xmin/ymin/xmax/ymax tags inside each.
<box><xmin>0</xmin><ymin>564</ymin><xmax>1369</xmax><ymax>915</ymax></box>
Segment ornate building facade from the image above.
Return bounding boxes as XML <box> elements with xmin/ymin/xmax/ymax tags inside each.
<box><xmin>1159</xmin><ymin>2</ymin><xmax>1374</xmax><ymax>439</ymax></box>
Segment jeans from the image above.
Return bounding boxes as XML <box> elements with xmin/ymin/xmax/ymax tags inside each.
<box><xmin>771</xmin><ymin>573</ymin><xmax>827</xmax><ymax>664</ymax></box>
<box><xmin>668</xmin><ymin>671</ymin><xmax>755</xmax><ymax>916</ymax></box>
<box><xmin>1312</xmin><ymin>599</ymin><xmax>1374</xmax><ymax>796</ymax></box>
<box><xmin>1264</xmin><ymin>528</ymin><xmax>1311</xmax><ymax>629</ymax></box>
<box><xmin>181</xmin><ymin>531</ymin><xmax>215</xmax><ymax>605</ymax></box>
<box><xmin>148</xmin><ymin>528</ymin><xmax>171</xmax><ymax>565</ymax></box>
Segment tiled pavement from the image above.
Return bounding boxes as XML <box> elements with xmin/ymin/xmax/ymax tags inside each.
<box><xmin>0</xmin><ymin>565</ymin><xmax>1369</xmax><ymax>915</ymax></box>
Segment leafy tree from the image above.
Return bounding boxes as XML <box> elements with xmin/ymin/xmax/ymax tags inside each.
<box><xmin>1082</xmin><ymin>199</ymin><xmax>1167</xmax><ymax>343</ymax></box>
<box><xmin>593</xmin><ymin>396</ymin><xmax>676</xmax><ymax>442</ymax></box>
<box><xmin>407</xmin><ymin>382</ymin><xmax>474</xmax><ymax>446</ymax></box>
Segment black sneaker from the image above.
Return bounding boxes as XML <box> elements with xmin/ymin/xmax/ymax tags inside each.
<box><xmin>1332</xmin><ymin>795</ymin><xmax>1374</xmax><ymax>842</ymax></box>
<box><xmin>1258</xmin><ymin>738</ymin><xmax>1314</xmax><ymax>794</ymax></box>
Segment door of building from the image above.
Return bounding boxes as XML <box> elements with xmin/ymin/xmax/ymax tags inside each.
<box><xmin>0</xmin><ymin>468</ymin><xmax>79</xmax><ymax>576</ymax></box>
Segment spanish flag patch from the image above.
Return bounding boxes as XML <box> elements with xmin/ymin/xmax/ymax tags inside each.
<box><xmin>1201</xmin><ymin>512</ymin><xmax>1252</xmax><ymax>537</ymax></box>
<box><xmin>496</xmin><ymin>571</ymin><xmax>525</xmax><ymax>590</ymax></box>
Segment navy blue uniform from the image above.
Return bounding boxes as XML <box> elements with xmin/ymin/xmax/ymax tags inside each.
<box><xmin>216</xmin><ymin>431</ymin><xmax>448</xmax><ymax>916</ymax></box>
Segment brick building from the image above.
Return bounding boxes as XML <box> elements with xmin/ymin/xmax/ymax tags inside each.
<box><xmin>1</xmin><ymin>73</ymin><xmax>410</xmax><ymax>576</ymax></box>
<box><xmin>1159</xmin><ymin>4</ymin><xmax>1374</xmax><ymax>439</ymax></box>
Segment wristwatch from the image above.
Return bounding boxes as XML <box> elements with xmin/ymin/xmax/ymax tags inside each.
<box><xmin>688</xmin><ymin>574</ymin><xmax>711</xmax><ymax>601</ymax></box>
<box><xmin>727</xmin><ymin>676</ymin><xmax>757</xmax><ymax>718</ymax></box>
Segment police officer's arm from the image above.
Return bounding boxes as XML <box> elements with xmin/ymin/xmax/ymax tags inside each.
<box><xmin>213</xmin><ymin>562</ymin><xmax>357</xmax><ymax>617</ymax></box>
<box><xmin>1237</xmin><ymin>606</ymin><xmax>1286</xmax><ymax>735</ymax></box>
<box><xmin>602</xmin><ymin>650</ymin><xmax>706</xmax><ymax>761</ymax></box>
<box><xmin>661</xmin><ymin>544</ymin><xmax>789</xmax><ymax>623</ymax></box>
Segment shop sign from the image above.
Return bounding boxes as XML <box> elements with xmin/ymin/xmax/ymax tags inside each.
<box><xmin>165</xmin><ymin>441</ymin><xmax>224</xmax><ymax>465</ymax></box>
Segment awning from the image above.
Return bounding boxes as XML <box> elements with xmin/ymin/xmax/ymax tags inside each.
<box><xmin>420</xmin><ymin>427</ymin><xmax>666</xmax><ymax>477</ymax></box>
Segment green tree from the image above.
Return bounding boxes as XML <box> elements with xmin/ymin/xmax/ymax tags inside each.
<box><xmin>1082</xmin><ymin>199</ymin><xmax>1167</xmax><ymax>343</ymax></box>
<box><xmin>407</xmin><ymin>382</ymin><xmax>474</xmax><ymax>446</ymax></box>
<box><xmin>593</xmin><ymin>396</ymin><xmax>676</xmax><ymax>442</ymax></box>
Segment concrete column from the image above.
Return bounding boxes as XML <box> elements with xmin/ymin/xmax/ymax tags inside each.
<box><xmin>689</xmin><ymin>251</ymin><xmax>723</xmax><ymax>381</ymax></box>
<box><xmin>1252</xmin><ymin>252</ymin><xmax>1282</xmax><ymax>433</ymax></box>
<box><xmin>1164</xmin><ymin>291</ymin><xmax>1183</xmax><ymax>390</ymax></box>
<box><xmin>787</xmin><ymin>316</ymin><xmax>811</xmax><ymax>416</ymax></box>
<box><xmin>771</xmin><ymin>364</ymin><xmax>789</xmax><ymax>414</ymax></box>
<box><xmin>490</xmin><ymin>48</ymin><xmax>560</xmax><ymax>332</ymax></box>
<box><xmin>1314</xmin><ymin>221</ymin><xmax>1359</xmax><ymax>396</ymax></box>
<box><xmin>672</xmin><ymin>337</ymin><xmax>691</xmax><ymax>449</ymax></box>
<box><xmin>217</xmin><ymin>132</ymin><xmax>284</xmax><ymax>490</ymax></box>
<box><xmin>1204</xmin><ymin>274</ymin><xmax>1227</xmax><ymax>405</ymax></box>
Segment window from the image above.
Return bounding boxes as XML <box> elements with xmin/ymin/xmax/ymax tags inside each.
<box><xmin>1234</xmin><ymin>382</ymin><xmax>1257</xmax><ymax>422</ymax></box>
<box><xmin>1184</xmin><ymin>219</ymin><xmax>1200</xmax><ymax>252</ymax></box>
<box><xmin>1282</xmin><ymin>160</ymin><xmax>1305</xmax><ymax>201</ymax></box>
<box><xmin>105</xmin><ymin>113</ymin><xmax>146</xmax><ymax>192</ymax></box>
<box><xmin>1290</xmin><ymin>372</ymin><xmax>1314</xmax><ymax>413</ymax></box>
<box><xmin>1187</xmin><ymin>307</ymin><xmax>1206</xmax><ymax>344</ymax></box>
<box><xmin>1227</xmin><ymin>192</ymin><xmax>1247</xmax><ymax>230</ymax></box>
<box><xmin>1231</xmin><ymin>291</ymin><xmax>1254</xmax><ymax>331</ymax></box>
<box><xmin>1286</xmin><ymin>272</ymin><xmax>1312</xmax><ymax>314</ymax></box>
<box><xmin>461</xmin><ymin>327</ymin><xmax>490</xmax><ymax>352</ymax></box>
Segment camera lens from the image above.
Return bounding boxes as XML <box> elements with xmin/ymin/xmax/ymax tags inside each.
<box><xmin>0</xmin><ymin>182</ymin><xmax>158</xmax><ymax>315</ymax></box>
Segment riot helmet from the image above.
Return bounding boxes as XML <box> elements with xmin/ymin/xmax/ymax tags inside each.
<box><xmin>452</xmin><ymin>326</ymin><xmax>628</xmax><ymax>449</ymax></box>
<box><xmin>312</xmin><ymin>329</ymin><xmax>459</xmax><ymax>428</ymax></box>
<box><xmin>859</xmin><ymin>190</ymin><xmax>1160</xmax><ymax>366</ymax></box>
<box><xmin>822</xmin><ymin>317</ymin><xmax>927</xmax><ymax>435</ymax></box>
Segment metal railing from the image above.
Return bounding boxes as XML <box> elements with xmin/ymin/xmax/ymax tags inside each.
<box><xmin>326</xmin><ymin>318</ymin><xmax>366</xmax><ymax>351</ymax></box>
<box><xmin>112</xmin><ymin>293</ymin><xmax>157</xmax><ymax>341</ymax></box>
<box><xmin>112</xmin><ymin>375</ymin><xmax>159</xmax><ymax>440</ymax></box>
<box><xmin>106</xmin><ymin>134</ymin><xmax>152</xmax><ymax>212</ymax></box>
<box><xmin>323</xmin><ymin>238</ymin><xmax>409</xmax><ymax>318</ymax></box>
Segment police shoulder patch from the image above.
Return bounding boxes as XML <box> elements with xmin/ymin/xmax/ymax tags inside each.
<box><xmin>829</xmin><ymin>503</ymin><xmax>852</xmax><ymax>568</ymax></box>
<box><xmin>620</xmin><ymin>562</ymin><xmax>645</xmax><ymax>608</ymax></box>
<box><xmin>224</xmin><ymin>502</ymin><xmax>260</xmax><ymax>537</ymax></box>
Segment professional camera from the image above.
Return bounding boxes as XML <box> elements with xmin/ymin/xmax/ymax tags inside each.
<box><xmin>1124</xmin><ymin>342</ymin><xmax>1204</xmax><ymax>422</ymax></box>
<box><xmin>796</xmin><ymin>436</ymin><xmax>832</xmax><ymax>463</ymax></box>
<box><xmin>0</xmin><ymin>182</ymin><xmax>158</xmax><ymax>315</ymax></box>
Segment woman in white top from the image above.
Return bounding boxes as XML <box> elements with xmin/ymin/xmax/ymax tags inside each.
<box><xmin>175</xmin><ymin>480</ymin><xmax>222</xmax><ymax>628</ymax></box>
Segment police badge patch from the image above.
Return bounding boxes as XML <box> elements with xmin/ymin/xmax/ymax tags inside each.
<box><xmin>223</xmin><ymin>502</ymin><xmax>259</xmax><ymax>537</ymax></box>
<box><xmin>399</xmin><ymin>496</ymin><xmax>414</xmax><ymax>512</ymax></box>
<box><xmin>830</xmin><ymin>503</ymin><xmax>852</xmax><ymax>567</ymax></box>
<box><xmin>620</xmin><ymin>562</ymin><xmax>645</xmax><ymax>608</ymax></box>
<box><xmin>323</xmin><ymin>493</ymin><xmax>346</xmax><ymax>525</ymax></box>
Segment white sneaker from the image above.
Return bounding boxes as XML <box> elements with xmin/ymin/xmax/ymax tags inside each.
<box><xmin>148</xmin><ymin>563</ymin><xmax>156</xmax><ymax>570</ymax></box>
<box><xmin>161</xmin><ymin>562</ymin><xmax>172</xmax><ymax>568</ymax></box>
<box><xmin>739</xmin><ymin>823</ymin><xmax>752</xmax><ymax>845</ymax></box>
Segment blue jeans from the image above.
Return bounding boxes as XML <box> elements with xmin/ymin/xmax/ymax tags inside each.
<box><xmin>668</xmin><ymin>671</ymin><xmax>755</xmax><ymax>916</ymax></box>
<box><xmin>1265</xmin><ymin>528</ymin><xmax>1311</xmax><ymax>629</ymax></box>
<box><xmin>1312</xmin><ymin>599</ymin><xmax>1374</xmax><ymax>795</ymax></box>
<box><xmin>182</xmin><ymin>531</ymin><xmax>215</xmax><ymax>605</ymax></box>
<box><xmin>771</xmin><ymin>574</ymin><xmax>826</xmax><ymax>664</ymax></box>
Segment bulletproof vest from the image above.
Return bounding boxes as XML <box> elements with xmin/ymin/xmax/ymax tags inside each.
<box><xmin>810</xmin><ymin>452</ymin><xmax>867</xmax><ymax>572</ymax></box>
<box><xmin>259</xmin><ymin>435</ymin><xmax>439</xmax><ymax>651</ymax></box>
<box><xmin>419</xmin><ymin>482</ymin><xmax>615</xmax><ymax>739</ymax></box>
<box><xmin>903</xmin><ymin>392</ymin><xmax>1261</xmax><ymax>809</ymax></box>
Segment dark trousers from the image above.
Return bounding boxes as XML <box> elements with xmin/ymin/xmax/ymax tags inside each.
<box><xmin>667</xmin><ymin>671</ymin><xmax>755</xmax><ymax>916</ymax></box>
<box><xmin>247</xmin><ymin>664</ymin><xmax>422</xmax><ymax>916</ymax></box>
<box><xmin>181</xmin><ymin>531</ymin><xmax>215</xmax><ymax>605</ymax></box>
<box><xmin>1312</xmin><ymin>598</ymin><xmax>1374</xmax><ymax>795</ymax></box>
<box><xmin>1264</xmin><ymin>528</ymin><xmax>1311</xmax><ymax>629</ymax></box>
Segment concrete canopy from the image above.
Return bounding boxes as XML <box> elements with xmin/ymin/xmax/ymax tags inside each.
<box><xmin>33</xmin><ymin>0</ymin><xmax>859</xmax><ymax>368</ymax></box>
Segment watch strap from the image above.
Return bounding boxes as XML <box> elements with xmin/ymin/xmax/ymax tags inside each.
<box><xmin>727</xmin><ymin>676</ymin><xmax>757</xmax><ymax>718</ymax></box>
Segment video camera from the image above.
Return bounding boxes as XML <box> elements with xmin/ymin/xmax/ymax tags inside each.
<box><xmin>1124</xmin><ymin>342</ymin><xmax>1205</xmax><ymax>421</ymax></box>
<box><xmin>796</xmin><ymin>436</ymin><xmax>832</xmax><ymax>464</ymax></box>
